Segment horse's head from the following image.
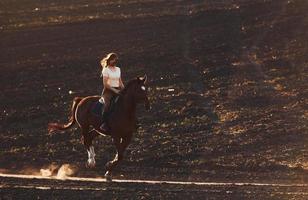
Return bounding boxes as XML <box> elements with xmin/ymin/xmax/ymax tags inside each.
<box><xmin>135</xmin><ymin>74</ymin><xmax>151</xmax><ymax>110</ymax></box>
<box><xmin>121</xmin><ymin>74</ymin><xmax>151</xmax><ymax>110</ymax></box>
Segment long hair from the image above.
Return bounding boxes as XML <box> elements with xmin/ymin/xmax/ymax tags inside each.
<box><xmin>100</xmin><ymin>52</ymin><xmax>118</xmax><ymax>69</ymax></box>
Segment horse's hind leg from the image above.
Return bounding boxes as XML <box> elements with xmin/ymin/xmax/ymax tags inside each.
<box><xmin>82</xmin><ymin>127</ymin><xmax>97</xmax><ymax>168</ymax></box>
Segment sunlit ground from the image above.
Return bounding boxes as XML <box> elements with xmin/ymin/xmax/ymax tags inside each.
<box><xmin>0</xmin><ymin>0</ymin><xmax>308</xmax><ymax>198</ymax></box>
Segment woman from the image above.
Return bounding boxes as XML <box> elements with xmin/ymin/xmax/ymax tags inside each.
<box><xmin>99</xmin><ymin>52</ymin><xmax>125</xmax><ymax>132</ymax></box>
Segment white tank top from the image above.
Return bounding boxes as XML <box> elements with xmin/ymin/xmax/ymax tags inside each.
<box><xmin>101</xmin><ymin>66</ymin><xmax>121</xmax><ymax>87</ymax></box>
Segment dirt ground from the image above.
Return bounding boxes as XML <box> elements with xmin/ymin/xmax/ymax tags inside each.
<box><xmin>1</xmin><ymin>0</ymin><xmax>308</xmax><ymax>199</ymax></box>
<box><xmin>1</xmin><ymin>175</ymin><xmax>307</xmax><ymax>200</ymax></box>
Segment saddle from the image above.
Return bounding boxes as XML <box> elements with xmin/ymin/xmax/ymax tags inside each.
<box><xmin>91</xmin><ymin>95</ymin><xmax>119</xmax><ymax>118</ymax></box>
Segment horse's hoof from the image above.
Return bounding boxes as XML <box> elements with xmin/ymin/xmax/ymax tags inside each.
<box><xmin>105</xmin><ymin>171</ymin><xmax>112</xmax><ymax>182</ymax></box>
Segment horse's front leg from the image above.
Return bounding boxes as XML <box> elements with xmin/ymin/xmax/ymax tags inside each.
<box><xmin>105</xmin><ymin>134</ymin><xmax>132</xmax><ymax>181</ymax></box>
<box><xmin>85</xmin><ymin>129</ymin><xmax>99</xmax><ymax>168</ymax></box>
<box><xmin>86</xmin><ymin>145</ymin><xmax>96</xmax><ymax>168</ymax></box>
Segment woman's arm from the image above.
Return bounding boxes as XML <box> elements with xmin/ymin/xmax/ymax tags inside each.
<box><xmin>119</xmin><ymin>77</ymin><xmax>125</xmax><ymax>90</ymax></box>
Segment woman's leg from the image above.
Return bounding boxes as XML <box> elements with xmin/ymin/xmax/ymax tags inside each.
<box><xmin>100</xmin><ymin>93</ymin><xmax>112</xmax><ymax>132</ymax></box>
<box><xmin>102</xmin><ymin>97</ymin><xmax>110</xmax><ymax>117</ymax></box>
<box><xmin>101</xmin><ymin>90</ymin><xmax>113</xmax><ymax>115</ymax></box>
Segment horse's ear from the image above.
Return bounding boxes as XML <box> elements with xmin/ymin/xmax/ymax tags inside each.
<box><xmin>143</xmin><ymin>74</ymin><xmax>147</xmax><ymax>84</ymax></box>
<box><xmin>138</xmin><ymin>74</ymin><xmax>147</xmax><ymax>84</ymax></box>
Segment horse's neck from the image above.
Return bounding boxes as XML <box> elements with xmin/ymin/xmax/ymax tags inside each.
<box><xmin>116</xmin><ymin>91</ymin><xmax>137</xmax><ymax>119</ymax></box>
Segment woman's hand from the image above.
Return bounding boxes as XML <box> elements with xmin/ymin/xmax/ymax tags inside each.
<box><xmin>111</xmin><ymin>88</ymin><xmax>121</xmax><ymax>95</ymax></box>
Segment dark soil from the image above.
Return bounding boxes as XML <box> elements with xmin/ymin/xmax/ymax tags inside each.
<box><xmin>1</xmin><ymin>0</ymin><xmax>308</xmax><ymax>199</ymax></box>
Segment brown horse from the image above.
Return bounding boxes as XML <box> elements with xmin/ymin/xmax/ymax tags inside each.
<box><xmin>48</xmin><ymin>75</ymin><xmax>150</xmax><ymax>180</ymax></box>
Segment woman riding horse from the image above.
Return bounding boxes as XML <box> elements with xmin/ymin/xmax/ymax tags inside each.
<box><xmin>48</xmin><ymin>73</ymin><xmax>150</xmax><ymax>181</ymax></box>
<box><xmin>99</xmin><ymin>52</ymin><xmax>125</xmax><ymax>133</ymax></box>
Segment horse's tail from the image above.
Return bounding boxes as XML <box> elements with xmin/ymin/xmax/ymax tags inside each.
<box><xmin>48</xmin><ymin>97</ymin><xmax>83</xmax><ymax>134</ymax></box>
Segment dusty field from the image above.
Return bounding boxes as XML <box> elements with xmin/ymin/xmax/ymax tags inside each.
<box><xmin>1</xmin><ymin>174</ymin><xmax>308</xmax><ymax>199</ymax></box>
<box><xmin>1</xmin><ymin>0</ymin><xmax>308</xmax><ymax>199</ymax></box>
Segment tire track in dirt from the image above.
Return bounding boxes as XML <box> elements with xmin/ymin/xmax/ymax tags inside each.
<box><xmin>1</xmin><ymin>173</ymin><xmax>308</xmax><ymax>187</ymax></box>
<box><xmin>1</xmin><ymin>173</ymin><xmax>308</xmax><ymax>199</ymax></box>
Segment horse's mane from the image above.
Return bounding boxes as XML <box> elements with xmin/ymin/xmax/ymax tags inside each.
<box><xmin>120</xmin><ymin>79</ymin><xmax>137</xmax><ymax>95</ymax></box>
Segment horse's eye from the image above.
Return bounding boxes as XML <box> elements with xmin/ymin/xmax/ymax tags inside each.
<box><xmin>141</xmin><ymin>86</ymin><xmax>146</xmax><ymax>91</ymax></box>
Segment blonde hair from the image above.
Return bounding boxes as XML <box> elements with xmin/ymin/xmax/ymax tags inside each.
<box><xmin>100</xmin><ymin>52</ymin><xmax>118</xmax><ymax>69</ymax></box>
